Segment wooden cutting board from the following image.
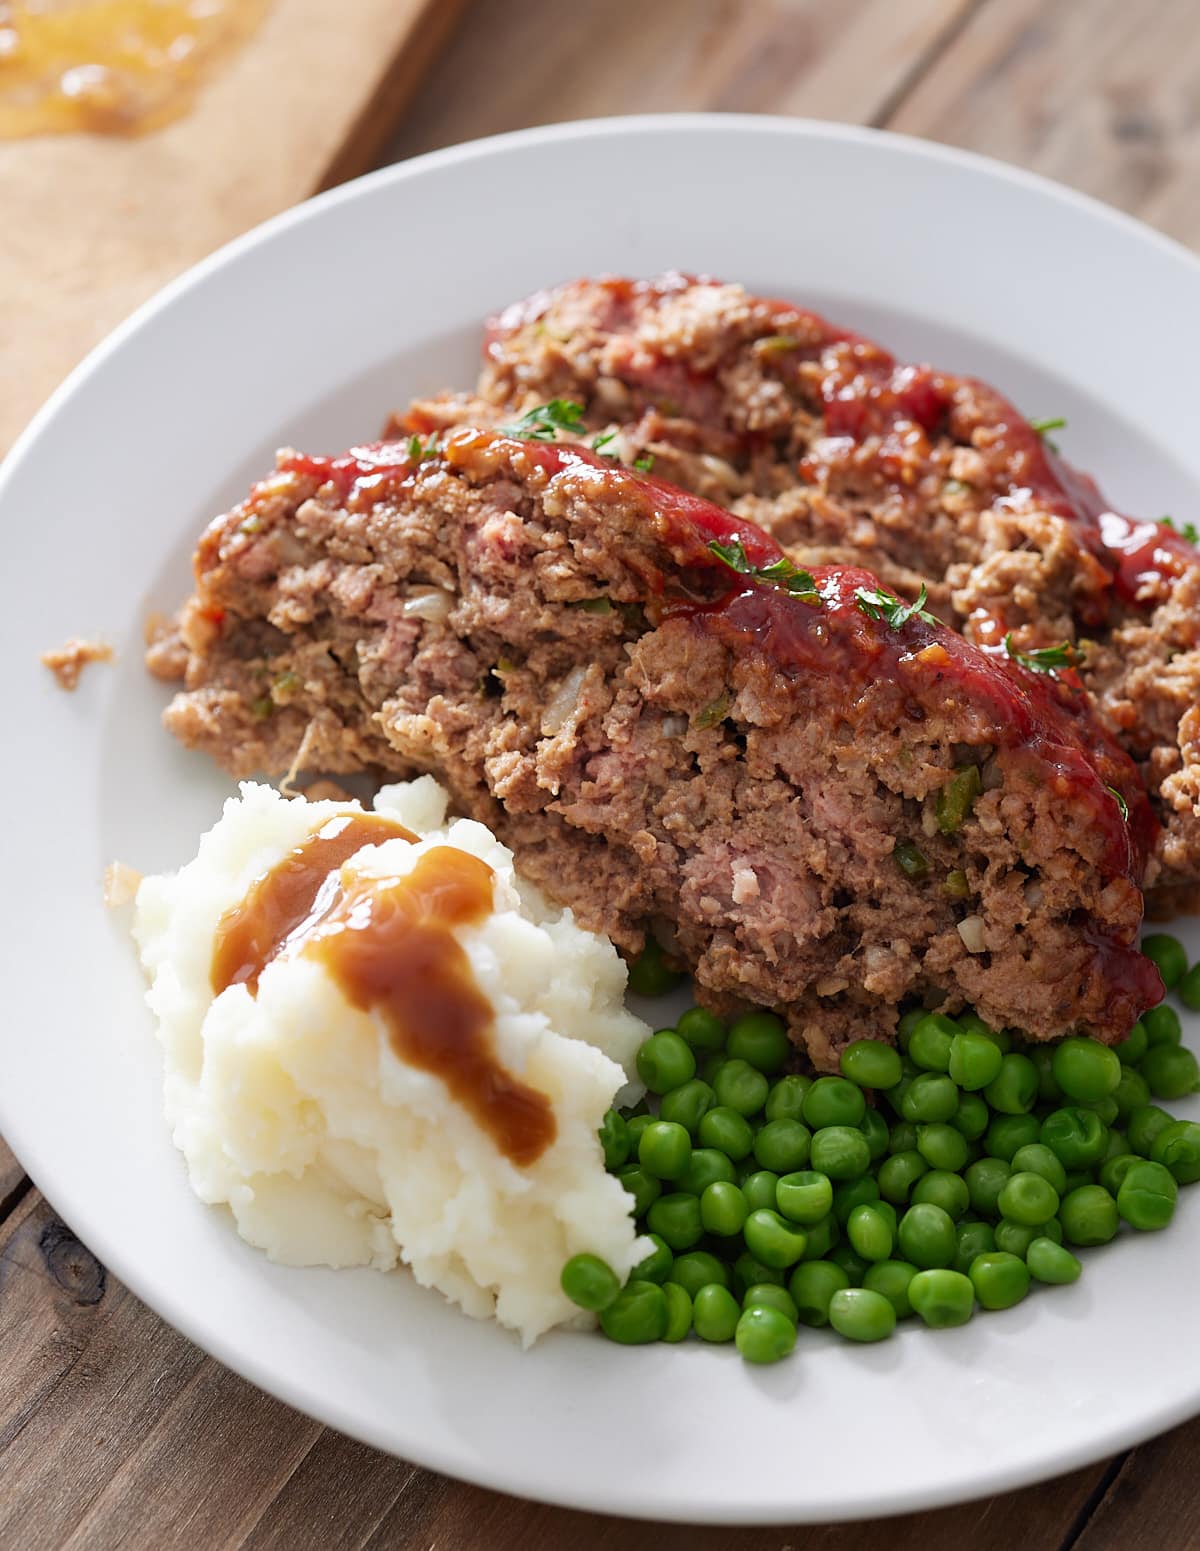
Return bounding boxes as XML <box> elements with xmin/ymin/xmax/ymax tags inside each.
<box><xmin>0</xmin><ymin>0</ymin><xmax>464</xmax><ymax>453</ymax></box>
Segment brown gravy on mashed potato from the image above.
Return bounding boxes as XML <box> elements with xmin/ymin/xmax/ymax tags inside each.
<box><xmin>213</xmin><ymin>812</ymin><xmax>557</xmax><ymax>1166</ymax></box>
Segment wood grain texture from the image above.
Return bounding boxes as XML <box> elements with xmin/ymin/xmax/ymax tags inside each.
<box><xmin>0</xmin><ymin>0</ymin><xmax>462</xmax><ymax>453</ymax></box>
<box><xmin>888</xmin><ymin>0</ymin><xmax>1200</xmax><ymax>247</ymax></box>
<box><xmin>0</xmin><ymin>1139</ymin><xmax>28</xmax><ymax>1216</ymax></box>
<box><xmin>5</xmin><ymin>0</ymin><xmax>1200</xmax><ymax>1544</ymax></box>
<box><xmin>386</xmin><ymin>0</ymin><xmax>978</xmax><ymax>160</ymax></box>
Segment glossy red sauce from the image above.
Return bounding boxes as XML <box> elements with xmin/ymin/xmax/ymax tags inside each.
<box><xmin>211</xmin><ymin>812</ymin><xmax>556</xmax><ymax>1167</ymax></box>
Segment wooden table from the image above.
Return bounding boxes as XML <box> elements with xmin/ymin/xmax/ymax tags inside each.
<box><xmin>5</xmin><ymin>0</ymin><xmax>1200</xmax><ymax>1544</ymax></box>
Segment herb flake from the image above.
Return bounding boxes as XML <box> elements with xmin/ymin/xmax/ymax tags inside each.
<box><xmin>500</xmin><ymin>399</ymin><xmax>587</xmax><ymax>441</ymax></box>
<box><xmin>634</xmin><ymin>454</ymin><xmax>655</xmax><ymax>472</ymax></box>
<box><xmin>1106</xmin><ymin>785</ymin><xmax>1130</xmax><ymax>822</ymax></box>
<box><xmin>708</xmin><ymin>537</ymin><xmax>819</xmax><ymax>602</ymax></box>
<box><xmin>1004</xmin><ymin>633</ymin><xmax>1084</xmax><ymax>674</ymax></box>
<box><xmin>854</xmin><ymin>582</ymin><xmax>939</xmax><ymax>630</ymax></box>
<box><xmin>1161</xmin><ymin>515</ymin><xmax>1200</xmax><ymax>544</ymax></box>
<box><xmin>1030</xmin><ymin>416</ymin><xmax>1066</xmax><ymax>453</ymax></box>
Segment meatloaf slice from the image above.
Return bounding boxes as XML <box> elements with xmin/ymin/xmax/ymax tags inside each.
<box><xmin>416</xmin><ymin>273</ymin><xmax>1200</xmax><ymax>904</ymax></box>
<box><xmin>161</xmin><ymin>429</ymin><xmax>1161</xmax><ymax>1067</ymax></box>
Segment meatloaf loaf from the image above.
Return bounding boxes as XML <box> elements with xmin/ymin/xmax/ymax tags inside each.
<box><xmin>400</xmin><ymin>274</ymin><xmax>1200</xmax><ymax>906</ymax></box>
<box><xmin>160</xmin><ymin>427</ymin><xmax>1160</xmax><ymax>1066</ymax></box>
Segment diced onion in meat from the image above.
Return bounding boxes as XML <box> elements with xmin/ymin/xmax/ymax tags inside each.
<box><xmin>541</xmin><ymin>666</ymin><xmax>588</xmax><ymax>736</ymax></box>
<box><xmin>403</xmin><ymin>589</ymin><xmax>454</xmax><ymax>622</ymax></box>
<box><xmin>956</xmin><ymin>915</ymin><xmax>987</xmax><ymax>954</ymax></box>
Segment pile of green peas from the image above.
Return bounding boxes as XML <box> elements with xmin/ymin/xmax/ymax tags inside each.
<box><xmin>561</xmin><ymin>930</ymin><xmax>1200</xmax><ymax>1365</ymax></box>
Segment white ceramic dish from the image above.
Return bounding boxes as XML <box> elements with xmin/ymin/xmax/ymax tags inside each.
<box><xmin>3</xmin><ymin>115</ymin><xmax>1199</xmax><ymax>1526</ymax></box>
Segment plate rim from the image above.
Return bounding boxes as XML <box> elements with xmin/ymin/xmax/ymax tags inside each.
<box><xmin>5</xmin><ymin>113</ymin><xmax>1200</xmax><ymax>1525</ymax></box>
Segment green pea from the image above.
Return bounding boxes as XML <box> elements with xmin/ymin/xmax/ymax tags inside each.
<box><xmin>798</xmin><ymin>1213</ymin><xmax>840</xmax><ymax>1261</ymax></box>
<box><xmin>832</xmin><ymin>1175</ymin><xmax>881</xmax><ymax>1225</ymax></box>
<box><xmin>883</xmin><ymin>1073</ymin><xmax>914</xmax><ymax>1118</ymax></box>
<box><xmin>1029</xmin><ymin>1046</ymin><xmax>1062</xmax><ymax>1106</ymax></box>
<box><xmin>676</xmin><ymin>1006</ymin><xmax>726</xmax><ymax>1053</ymax></box>
<box><xmin>829</xmin><ymin>1287</ymin><xmax>896</xmax><ymax>1342</ymax></box>
<box><xmin>776</xmin><ymin>1169</ymin><xmax>833</xmax><ymax>1225</ymax></box>
<box><xmin>646</xmin><ymin>1192</ymin><xmax>704</xmax><ymax>1251</ymax></box>
<box><xmin>1049</xmin><ymin>1037</ymin><xmax>1120</xmax><ymax>1105</ymax></box>
<box><xmin>560</xmin><ymin>1253</ymin><xmax>621</xmax><ymax>1311</ymax></box>
<box><xmin>862</xmin><ymin>1259</ymin><xmax>919</xmax><ymax>1318</ymax></box>
<box><xmin>1127</xmin><ymin>1104</ymin><xmax>1176</xmax><ymax>1158</ymax></box>
<box><xmin>1114</xmin><ymin>1020</ymin><xmax>1148</xmax><ymax>1066</ymax></box>
<box><xmin>616</xmin><ymin>1164</ymin><xmax>661</xmax><ymax>1218</ymax></box>
<box><xmin>697</xmin><ymin>1105</ymin><xmax>755</xmax><ymax>1161</ymax></box>
<box><xmin>631</xmin><ymin>1233</ymin><xmax>673</xmax><ymax>1283</ymax></box>
<box><xmin>911</xmin><ymin>1169</ymin><xmax>970</xmax><ymax>1220</ymax></box>
<box><xmin>1142</xmin><ymin>933</ymin><xmax>1187</xmax><ymax>989</ymax></box>
<box><xmin>916</xmin><ymin>1122</ymin><xmax>969</xmax><ymax>1173</ymax></box>
<box><xmin>668</xmin><ymin>1250</ymin><xmax>729</xmax><ymax>1298</ymax></box>
<box><xmin>958</xmin><ymin>1011</ymin><xmax>1009</xmax><ymax>1048</ymax></box>
<box><xmin>733</xmin><ymin>1252</ymin><xmax>786</xmax><ymax>1295</ymax></box>
<box><xmin>700</xmin><ymin>1181</ymin><xmax>750</xmax><ymax>1237</ymax></box>
<box><xmin>636</xmin><ymin>1031</ymin><xmax>696</xmax><ymax>1095</ymax></box>
<box><xmin>954</xmin><ymin>1219</ymin><xmax>996</xmax><ymax>1274</ymax></box>
<box><xmin>840</xmin><ymin>1039</ymin><xmax>903</xmax><ymax>1089</ymax></box>
<box><xmin>742</xmin><ymin>1170</ymin><xmax>782</xmax><ymax>1213</ymax></box>
<box><xmin>789</xmin><ymin>1260</ymin><xmax>850</xmax><ymax>1327</ymax></box>
<box><xmin>661</xmin><ymin>1281</ymin><xmax>692</xmax><ymax>1341</ymax></box>
<box><xmin>1061</xmin><ymin>1170</ymin><xmax>1094</xmax><ymax>1195</ymax></box>
<box><xmin>827</xmin><ymin>1243</ymin><xmax>869</xmax><ymax>1285</ymax></box>
<box><xmin>860</xmin><ymin>1108</ymin><xmax>891</xmax><ymax>1161</ymax></box>
<box><xmin>897</xmin><ymin>1202</ymin><xmax>957</xmax><ymax>1268</ymax></box>
<box><xmin>753</xmin><ymin>1119</ymin><xmax>812</xmax><ymax>1173</ymax></box>
<box><xmin>944</xmin><ymin>1030</ymin><xmax>1003</xmax><ymax>1092</ymax></box>
<box><xmin>1150</xmin><ymin>1120</ymin><xmax>1200</xmax><ymax>1184</ymax></box>
<box><xmin>1178</xmin><ymin>964</ymin><xmax>1200</xmax><ymax>1013</ymax></box>
<box><xmin>638</xmin><ymin>1120</ymin><xmax>692</xmax><ymax>1181</ymax></box>
<box><xmin>901</xmin><ymin>1073</ymin><xmax>960</xmax><ymax>1124</ymax></box>
<box><xmin>984</xmin><ymin>1053</ymin><xmax>1039</xmax><ymax>1115</ymax></box>
<box><xmin>1059</xmin><ymin>1184</ymin><xmax>1119</xmax><ymax>1246</ymax></box>
<box><xmin>1088</xmin><ymin>1094</ymin><xmax>1121</xmax><ymax>1126</ymax></box>
<box><xmin>1142</xmin><ymin>1045</ymin><xmax>1200</xmax><ymax>1100</ymax></box>
<box><xmin>712</xmin><ymin>1058</ymin><xmax>769</xmax><ymax>1117</ymax></box>
<box><xmin>1026</xmin><ymin>1236</ymin><xmax>1082</xmax><ymax>1284</ymax></box>
<box><xmin>965</xmin><ymin>1156</ymin><xmax>1011</xmax><ymax>1217</ymax></box>
<box><xmin>1112</xmin><ymin>1067</ymin><xmax>1151</xmax><ymax>1122</ymax></box>
<box><xmin>810</xmin><ymin>1126</ymin><xmax>871</xmax><ymax>1180</ymax></box>
<box><xmin>1099</xmin><ymin>1151</ymin><xmax>1140</xmax><ymax>1197</ymax></box>
<box><xmin>803</xmin><ymin>1077</ymin><xmax>867</xmax><ymax>1129</ymax></box>
<box><xmin>847</xmin><ymin>1203</ymin><xmax>895</xmax><ymax>1262</ymax></box>
<box><xmin>743</xmin><ymin>1283</ymin><xmax>799</xmax><ymax>1322</ymax></box>
<box><xmin>600</xmin><ymin>1280</ymin><xmax>668</xmax><ymax>1343</ymax></box>
<box><xmin>994</xmin><ymin>1219</ymin><xmax>1038</xmax><ymax>1258</ymax></box>
<box><xmin>888</xmin><ymin>1121</ymin><xmax>919</xmax><ymax>1154</ymax></box>
<box><xmin>735</xmin><ymin>1304</ymin><xmax>797</xmax><ymax>1364</ymax></box>
<box><xmin>878</xmin><ymin>1149</ymin><xmax>929</xmax><ymax>1205</ymax></box>
<box><xmin>626</xmin><ymin>1114</ymin><xmax>655</xmax><ymax>1153</ymax></box>
<box><xmin>997</xmin><ymin>1171</ymin><xmax>1060</xmax><ymax>1226</ymax></box>
<box><xmin>726</xmin><ymin>1011</ymin><xmax>790</xmax><ymax>1075</ymax></box>
<box><xmin>659</xmin><ymin>1079</ymin><xmax>716</xmax><ymax>1136</ymax></box>
<box><xmin>699</xmin><ymin>1053</ymin><xmax>727</xmax><ymax>1085</ymax></box>
<box><xmin>896</xmin><ymin>1007</ymin><xmax>926</xmax><ymax>1050</ymax></box>
<box><xmin>1009</xmin><ymin>1143</ymin><xmax>1066</xmax><ymax>1193</ymax></box>
<box><xmin>1039</xmin><ymin>1107</ymin><xmax>1109</xmax><ymax>1169</ymax></box>
<box><xmin>908</xmin><ymin>1013</ymin><xmax>958</xmax><ymax>1073</ymax></box>
<box><xmin>909</xmin><ymin>1268</ymin><xmax>975</xmax><ymax>1328</ymax></box>
<box><xmin>1143</xmin><ymin>1004</ymin><xmax>1183</xmax><ymax>1046</ymax></box>
<box><xmin>1117</xmin><ymin>1159</ymin><xmax>1179</xmax><ymax>1230</ymax></box>
<box><xmin>690</xmin><ymin>1283</ymin><xmax>739</xmax><ymax>1342</ymax></box>
<box><xmin>968</xmin><ymin>1250</ymin><xmax>1030</xmax><ymax>1310</ymax></box>
<box><xmin>765</xmin><ymin>1075</ymin><xmax>812</xmax><ymax>1122</ymax></box>
<box><xmin>744</xmin><ymin>1209</ymin><xmax>808</xmax><ymax>1269</ymax></box>
<box><xmin>597</xmin><ymin>1109</ymin><xmax>630</xmax><ymax>1170</ymax></box>
<box><xmin>627</xmin><ymin>940</ymin><xmax>683</xmax><ymax>997</ymax></box>
<box><xmin>677</xmin><ymin>1147</ymin><xmax>737</xmax><ymax>1195</ymax></box>
<box><xmin>950</xmin><ymin>1092</ymin><xmax>990</xmax><ymax>1141</ymax></box>
<box><xmin>985</xmin><ymin>1113</ymin><xmax>1041</xmax><ymax>1162</ymax></box>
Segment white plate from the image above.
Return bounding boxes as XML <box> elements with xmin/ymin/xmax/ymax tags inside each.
<box><xmin>3</xmin><ymin>115</ymin><xmax>1200</xmax><ymax>1526</ymax></box>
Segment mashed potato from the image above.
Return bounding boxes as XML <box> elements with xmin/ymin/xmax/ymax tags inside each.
<box><xmin>133</xmin><ymin>778</ymin><xmax>651</xmax><ymax>1345</ymax></box>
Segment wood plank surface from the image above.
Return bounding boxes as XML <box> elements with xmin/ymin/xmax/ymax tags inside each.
<box><xmin>0</xmin><ymin>0</ymin><xmax>464</xmax><ymax>452</ymax></box>
<box><xmin>4</xmin><ymin>0</ymin><xmax>1200</xmax><ymax>1545</ymax></box>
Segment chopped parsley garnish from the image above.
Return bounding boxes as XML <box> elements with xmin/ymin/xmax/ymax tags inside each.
<box><xmin>500</xmin><ymin>399</ymin><xmax>587</xmax><ymax>441</ymax></box>
<box><xmin>634</xmin><ymin>454</ymin><xmax>655</xmax><ymax>472</ymax></box>
<box><xmin>1030</xmin><ymin>416</ymin><xmax>1066</xmax><ymax>453</ymax></box>
<box><xmin>1106</xmin><ymin>785</ymin><xmax>1130</xmax><ymax>822</ymax></box>
<box><xmin>591</xmin><ymin>432</ymin><xmax>617</xmax><ymax>452</ymax></box>
<box><xmin>854</xmin><ymin>582</ymin><xmax>938</xmax><ymax>629</ymax></box>
<box><xmin>406</xmin><ymin>433</ymin><xmax>440</xmax><ymax>462</ymax></box>
<box><xmin>1161</xmin><ymin>515</ymin><xmax>1200</xmax><ymax>544</ymax></box>
<box><xmin>708</xmin><ymin>537</ymin><xmax>819</xmax><ymax>601</ymax></box>
<box><xmin>1003</xmin><ymin>633</ymin><xmax>1084</xmax><ymax>673</ymax></box>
